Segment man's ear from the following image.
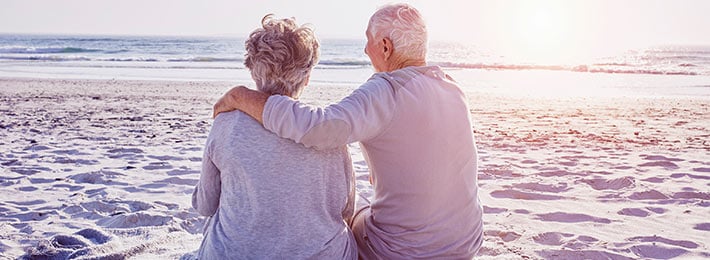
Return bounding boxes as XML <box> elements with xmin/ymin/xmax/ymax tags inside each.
<box><xmin>382</xmin><ymin>37</ymin><xmax>393</xmax><ymax>60</ymax></box>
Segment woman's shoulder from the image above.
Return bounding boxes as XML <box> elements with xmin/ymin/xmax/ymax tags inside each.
<box><xmin>214</xmin><ymin>110</ymin><xmax>262</xmax><ymax>127</ymax></box>
<box><xmin>210</xmin><ymin>110</ymin><xmax>265</xmax><ymax>139</ymax></box>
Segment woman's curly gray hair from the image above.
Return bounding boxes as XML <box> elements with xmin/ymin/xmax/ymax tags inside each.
<box><xmin>244</xmin><ymin>14</ymin><xmax>320</xmax><ymax>97</ymax></box>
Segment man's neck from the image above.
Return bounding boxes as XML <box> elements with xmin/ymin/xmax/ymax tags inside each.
<box><xmin>386</xmin><ymin>58</ymin><xmax>426</xmax><ymax>72</ymax></box>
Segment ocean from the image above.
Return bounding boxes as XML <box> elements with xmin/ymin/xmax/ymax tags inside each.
<box><xmin>1</xmin><ymin>34</ymin><xmax>709</xmax><ymax>97</ymax></box>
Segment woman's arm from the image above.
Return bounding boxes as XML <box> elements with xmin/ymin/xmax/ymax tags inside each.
<box><xmin>192</xmin><ymin>143</ymin><xmax>221</xmax><ymax>216</ymax></box>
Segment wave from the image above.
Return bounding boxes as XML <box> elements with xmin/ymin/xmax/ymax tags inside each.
<box><xmin>645</xmin><ymin>49</ymin><xmax>710</xmax><ymax>56</ymax></box>
<box><xmin>0</xmin><ymin>55</ymin><xmax>703</xmax><ymax>76</ymax></box>
<box><xmin>0</xmin><ymin>46</ymin><xmax>104</xmax><ymax>54</ymax></box>
<box><xmin>0</xmin><ymin>55</ymin><xmax>359</xmax><ymax>65</ymax></box>
<box><xmin>167</xmin><ymin>57</ymin><xmax>243</xmax><ymax>62</ymax></box>
<box><xmin>0</xmin><ymin>55</ymin><xmax>91</xmax><ymax>61</ymax></box>
<box><xmin>587</xmin><ymin>68</ymin><xmax>698</xmax><ymax>76</ymax></box>
<box><xmin>430</xmin><ymin>62</ymin><xmax>700</xmax><ymax>76</ymax></box>
<box><xmin>56</xmin><ymin>37</ymin><xmax>123</xmax><ymax>42</ymax></box>
<box><xmin>317</xmin><ymin>59</ymin><xmax>371</xmax><ymax>66</ymax></box>
<box><xmin>0</xmin><ymin>55</ymin><xmax>241</xmax><ymax>63</ymax></box>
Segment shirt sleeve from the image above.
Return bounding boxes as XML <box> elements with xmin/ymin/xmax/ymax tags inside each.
<box><xmin>263</xmin><ymin>77</ymin><xmax>396</xmax><ymax>150</ymax></box>
<box><xmin>192</xmin><ymin>138</ymin><xmax>221</xmax><ymax>217</ymax></box>
<box><xmin>341</xmin><ymin>147</ymin><xmax>356</xmax><ymax>224</ymax></box>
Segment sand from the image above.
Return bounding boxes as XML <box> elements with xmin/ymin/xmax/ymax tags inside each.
<box><xmin>0</xmin><ymin>77</ymin><xmax>708</xmax><ymax>259</ymax></box>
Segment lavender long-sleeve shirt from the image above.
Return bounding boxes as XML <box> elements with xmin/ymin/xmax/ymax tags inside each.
<box><xmin>192</xmin><ymin>111</ymin><xmax>357</xmax><ymax>259</ymax></box>
<box><xmin>264</xmin><ymin>66</ymin><xmax>484</xmax><ymax>259</ymax></box>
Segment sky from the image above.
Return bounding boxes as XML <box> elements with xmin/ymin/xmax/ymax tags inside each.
<box><xmin>2</xmin><ymin>0</ymin><xmax>709</xmax><ymax>61</ymax></box>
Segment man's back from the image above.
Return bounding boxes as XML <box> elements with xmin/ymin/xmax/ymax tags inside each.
<box><xmin>194</xmin><ymin>111</ymin><xmax>356</xmax><ymax>259</ymax></box>
<box><xmin>261</xmin><ymin>66</ymin><xmax>484</xmax><ymax>258</ymax></box>
<box><xmin>359</xmin><ymin>66</ymin><xmax>483</xmax><ymax>259</ymax></box>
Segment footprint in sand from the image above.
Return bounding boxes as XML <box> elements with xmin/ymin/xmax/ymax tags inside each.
<box><xmin>532</xmin><ymin>232</ymin><xmax>574</xmax><ymax>246</ymax></box>
<box><xmin>490</xmin><ymin>190</ymin><xmax>564</xmax><ymax>200</ymax></box>
<box><xmin>534</xmin><ymin>232</ymin><xmax>599</xmax><ymax>250</ymax></box>
<box><xmin>641</xmin><ymin>177</ymin><xmax>665</xmax><ymax>183</ymax></box>
<box><xmin>51</xmin><ymin>183</ymin><xmax>84</xmax><ymax>192</ymax></box>
<box><xmin>22</xmin><ymin>228</ymin><xmax>114</xmax><ymax>259</ymax></box>
<box><xmin>75</xmin><ymin>228</ymin><xmax>113</xmax><ymax>244</ymax></box>
<box><xmin>23</xmin><ymin>144</ymin><xmax>52</xmax><ymax>152</ymax></box>
<box><xmin>513</xmin><ymin>209</ymin><xmax>530</xmax><ymax>214</ymax></box>
<box><xmin>1</xmin><ymin>159</ymin><xmax>21</xmax><ymax>166</ymax></box>
<box><xmin>10</xmin><ymin>166</ymin><xmax>51</xmax><ymax>176</ymax></box>
<box><xmin>52</xmin><ymin>156</ymin><xmax>99</xmax><ymax>165</ymax></box>
<box><xmin>50</xmin><ymin>149</ymin><xmax>90</xmax><ymax>156</ymax></box>
<box><xmin>6</xmin><ymin>199</ymin><xmax>46</xmax><ymax>206</ymax></box>
<box><xmin>617</xmin><ymin>207</ymin><xmax>667</xmax><ymax>217</ymax></box>
<box><xmin>78</xmin><ymin>201</ymin><xmax>130</xmax><ymax>217</ymax></box>
<box><xmin>693</xmin><ymin>223</ymin><xmax>710</xmax><ymax>231</ymax></box>
<box><xmin>143</xmin><ymin>162</ymin><xmax>173</xmax><ymax>170</ymax></box>
<box><xmin>537</xmin><ymin>169</ymin><xmax>586</xmax><ymax>178</ymax></box>
<box><xmin>535</xmin><ymin>212</ymin><xmax>612</xmax><ymax>224</ymax></box>
<box><xmin>638</xmin><ymin>154</ymin><xmax>683</xmax><ymax>169</ymax></box>
<box><xmin>5</xmin><ymin>211</ymin><xmax>56</xmax><ymax>221</ymax></box>
<box><xmin>629</xmin><ymin>245</ymin><xmax>689</xmax><ymax>259</ymax></box>
<box><xmin>628</xmin><ymin>236</ymin><xmax>699</xmax><ymax>249</ymax></box>
<box><xmin>670</xmin><ymin>172</ymin><xmax>710</xmax><ymax>180</ymax></box>
<box><xmin>671</xmin><ymin>191</ymin><xmax>710</xmax><ymax>200</ymax></box>
<box><xmin>98</xmin><ymin>212</ymin><xmax>173</xmax><ymax>228</ymax></box>
<box><xmin>105</xmin><ymin>147</ymin><xmax>145</xmax><ymax>159</ymax></box>
<box><xmin>147</xmin><ymin>155</ymin><xmax>184</xmax><ymax>161</ymax></box>
<box><xmin>29</xmin><ymin>178</ymin><xmax>57</xmax><ymax>184</ymax></box>
<box><xmin>628</xmin><ymin>190</ymin><xmax>670</xmax><ymax>200</ymax></box>
<box><xmin>483</xmin><ymin>206</ymin><xmax>508</xmax><ymax>214</ymax></box>
<box><xmin>580</xmin><ymin>176</ymin><xmax>635</xmax><ymax>190</ymax></box>
<box><xmin>484</xmin><ymin>230</ymin><xmax>521</xmax><ymax>242</ymax></box>
<box><xmin>18</xmin><ymin>186</ymin><xmax>38</xmax><ymax>192</ymax></box>
<box><xmin>66</xmin><ymin>199</ymin><xmax>156</xmax><ymax>220</ymax></box>
<box><xmin>70</xmin><ymin>171</ymin><xmax>129</xmax><ymax>185</ymax></box>
<box><xmin>157</xmin><ymin>177</ymin><xmax>198</xmax><ymax>186</ymax></box>
<box><xmin>139</xmin><ymin>183</ymin><xmax>169</xmax><ymax>189</ymax></box>
<box><xmin>166</xmin><ymin>168</ymin><xmax>199</xmax><ymax>176</ymax></box>
<box><xmin>512</xmin><ymin>182</ymin><xmax>570</xmax><ymax>193</ymax></box>
<box><xmin>536</xmin><ymin>250</ymin><xmax>633</xmax><ymax>260</ymax></box>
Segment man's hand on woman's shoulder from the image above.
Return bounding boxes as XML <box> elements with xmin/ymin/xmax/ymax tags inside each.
<box><xmin>212</xmin><ymin>86</ymin><xmax>269</xmax><ymax>124</ymax></box>
<box><xmin>213</xmin><ymin>86</ymin><xmax>248</xmax><ymax>118</ymax></box>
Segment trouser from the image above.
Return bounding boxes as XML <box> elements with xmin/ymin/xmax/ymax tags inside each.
<box><xmin>350</xmin><ymin>193</ymin><xmax>382</xmax><ymax>260</ymax></box>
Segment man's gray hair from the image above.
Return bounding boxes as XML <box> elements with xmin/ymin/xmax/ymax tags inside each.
<box><xmin>368</xmin><ymin>3</ymin><xmax>428</xmax><ymax>60</ymax></box>
<box><xmin>244</xmin><ymin>14</ymin><xmax>320</xmax><ymax>97</ymax></box>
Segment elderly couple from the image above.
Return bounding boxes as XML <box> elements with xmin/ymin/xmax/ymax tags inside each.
<box><xmin>192</xmin><ymin>3</ymin><xmax>483</xmax><ymax>259</ymax></box>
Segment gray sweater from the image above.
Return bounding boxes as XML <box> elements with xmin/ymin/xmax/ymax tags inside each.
<box><xmin>192</xmin><ymin>110</ymin><xmax>356</xmax><ymax>260</ymax></box>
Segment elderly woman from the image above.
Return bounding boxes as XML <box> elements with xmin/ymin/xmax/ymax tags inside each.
<box><xmin>213</xmin><ymin>4</ymin><xmax>484</xmax><ymax>259</ymax></box>
<box><xmin>192</xmin><ymin>15</ymin><xmax>357</xmax><ymax>259</ymax></box>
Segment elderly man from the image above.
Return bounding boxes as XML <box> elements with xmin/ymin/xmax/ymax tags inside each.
<box><xmin>193</xmin><ymin>15</ymin><xmax>356</xmax><ymax>259</ymax></box>
<box><xmin>213</xmin><ymin>4</ymin><xmax>483</xmax><ymax>259</ymax></box>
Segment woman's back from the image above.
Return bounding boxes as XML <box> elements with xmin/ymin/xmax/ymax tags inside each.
<box><xmin>194</xmin><ymin>110</ymin><xmax>356</xmax><ymax>259</ymax></box>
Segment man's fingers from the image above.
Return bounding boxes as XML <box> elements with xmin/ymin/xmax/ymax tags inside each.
<box><xmin>213</xmin><ymin>99</ymin><xmax>226</xmax><ymax>118</ymax></box>
<box><xmin>212</xmin><ymin>85</ymin><xmax>247</xmax><ymax>118</ymax></box>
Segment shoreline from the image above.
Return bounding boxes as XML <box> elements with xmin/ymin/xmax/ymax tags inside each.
<box><xmin>1</xmin><ymin>77</ymin><xmax>708</xmax><ymax>259</ymax></box>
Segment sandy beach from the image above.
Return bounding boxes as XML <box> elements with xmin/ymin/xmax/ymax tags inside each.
<box><xmin>0</xmin><ymin>77</ymin><xmax>708</xmax><ymax>259</ymax></box>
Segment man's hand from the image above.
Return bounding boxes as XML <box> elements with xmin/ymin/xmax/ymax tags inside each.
<box><xmin>213</xmin><ymin>86</ymin><xmax>247</xmax><ymax>118</ymax></box>
<box><xmin>212</xmin><ymin>85</ymin><xmax>269</xmax><ymax>124</ymax></box>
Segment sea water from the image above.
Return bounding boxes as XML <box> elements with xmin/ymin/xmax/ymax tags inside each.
<box><xmin>1</xmin><ymin>34</ymin><xmax>709</xmax><ymax>98</ymax></box>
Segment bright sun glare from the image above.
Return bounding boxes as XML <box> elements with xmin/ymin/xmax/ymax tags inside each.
<box><xmin>510</xmin><ymin>1</ymin><xmax>577</xmax><ymax>64</ymax></box>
